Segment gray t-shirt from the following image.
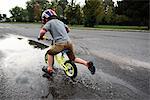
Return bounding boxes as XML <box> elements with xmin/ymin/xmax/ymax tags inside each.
<box><xmin>43</xmin><ymin>19</ymin><xmax>70</xmax><ymax>43</ymax></box>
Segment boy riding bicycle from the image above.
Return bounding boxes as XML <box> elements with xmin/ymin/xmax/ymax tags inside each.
<box><xmin>38</xmin><ymin>9</ymin><xmax>95</xmax><ymax>76</ymax></box>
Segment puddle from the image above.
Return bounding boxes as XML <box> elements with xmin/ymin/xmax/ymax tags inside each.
<box><xmin>0</xmin><ymin>34</ymin><xmax>50</xmax><ymax>99</ymax></box>
<box><xmin>0</xmin><ymin>34</ymin><xmax>101</xmax><ymax>99</ymax></box>
<box><xmin>28</xmin><ymin>39</ymin><xmax>49</xmax><ymax>50</ymax></box>
<box><xmin>0</xmin><ymin>34</ymin><xmax>148</xmax><ymax>100</ymax></box>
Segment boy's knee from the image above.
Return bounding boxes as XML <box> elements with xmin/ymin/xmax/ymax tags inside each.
<box><xmin>67</xmin><ymin>53</ymin><xmax>75</xmax><ymax>61</ymax></box>
<box><xmin>47</xmin><ymin>50</ymin><xmax>56</xmax><ymax>55</ymax></box>
<box><xmin>70</xmin><ymin>56</ymin><xmax>75</xmax><ymax>61</ymax></box>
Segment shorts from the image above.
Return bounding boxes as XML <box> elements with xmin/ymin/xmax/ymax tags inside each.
<box><xmin>47</xmin><ymin>41</ymin><xmax>75</xmax><ymax>60</ymax></box>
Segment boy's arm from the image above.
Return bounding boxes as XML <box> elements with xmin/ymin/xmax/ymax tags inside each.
<box><xmin>65</xmin><ymin>27</ymin><xmax>70</xmax><ymax>33</ymax></box>
<box><xmin>64</xmin><ymin>24</ymin><xmax>70</xmax><ymax>33</ymax></box>
<box><xmin>38</xmin><ymin>28</ymin><xmax>47</xmax><ymax>40</ymax></box>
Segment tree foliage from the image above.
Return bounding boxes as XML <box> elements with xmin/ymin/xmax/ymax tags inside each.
<box><xmin>0</xmin><ymin>14</ymin><xmax>7</xmax><ymax>20</ymax></box>
<box><xmin>58</xmin><ymin>0</ymin><xmax>68</xmax><ymax>16</ymax></box>
<box><xmin>115</xmin><ymin>0</ymin><xmax>149</xmax><ymax>27</ymax></box>
<box><xmin>8</xmin><ymin>0</ymin><xmax>149</xmax><ymax>29</ymax></box>
<box><xmin>65</xmin><ymin>4</ymin><xmax>83</xmax><ymax>25</ymax></box>
<box><xmin>102</xmin><ymin>0</ymin><xmax>115</xmax><ymax>24</ymax></box>
<box><xmin>0</xmin><ymin>14</ymin><xmax>2</xmax><ymax>20</ymax></box>
<box><xmin>10</xmin><ymin>6</ymin><xmax>25</xmax><ymax>22</ymax></box>
<box><xmin>26</xmin><ymin>0</ymin><xmax>51</xmax><ymax>22</ymax></box>
<box><xmin>83</xmin><ymin>0</ymin><xmax>104</xmax><ymax>27</ymax></box>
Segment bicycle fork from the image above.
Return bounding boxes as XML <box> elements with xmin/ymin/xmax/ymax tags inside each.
<box><xmin>55</xmin><ymin>54</ymin><xmax>68</xmax><ymax>71</ymax></box>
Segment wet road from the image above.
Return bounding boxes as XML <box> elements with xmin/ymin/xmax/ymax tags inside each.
<box><xmin>0</xmin><ymin>23</ymin><xmax>150</xmax><ymax>100</ymax></box>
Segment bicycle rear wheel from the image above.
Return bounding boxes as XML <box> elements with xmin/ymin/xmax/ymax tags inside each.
<box><xmin>64</xmin><ymin>60</ymin><xmax>77</xmax><ymax>79</ymax></box>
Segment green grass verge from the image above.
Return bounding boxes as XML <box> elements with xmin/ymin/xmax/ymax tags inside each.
<box><xmin>95</xmin><ymin>25</ymin><xmax>148</xmax><ymax>30</ymax></box>
<box><xmin>2</xmin><ymin>22</ymin><xmax>148</xmax><ymax>31</ymax></box>
<box><xmin>70</xmin><ymin>25</ymin><xmax>148</xmax><ymax>31</ymax></box>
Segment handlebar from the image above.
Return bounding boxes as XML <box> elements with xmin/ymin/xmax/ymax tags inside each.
<box><xmin>38</xmin><ymin>36</ymin><xmax>53</xmax><ymax>41</ymax></box>
<box><xmin>38</xmin><ymin>35</ymin><xmax>54</xmax><ymax>45</ymax></box>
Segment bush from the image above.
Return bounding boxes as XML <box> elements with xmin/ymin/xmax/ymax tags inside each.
<box><xmin>115</xmin><ymin>15</ymin><xmax>129</xmax><ymax>25</ymax></box>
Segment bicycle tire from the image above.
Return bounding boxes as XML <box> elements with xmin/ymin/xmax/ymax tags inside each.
<box><xmin>45</xmin><ymin>52</ymin><xmax>77</xmax><ymax>79</ymax></box>
<box><xmin>64</xmin><ymin>60</ymin><xmax>77</xmax><ymax>79</ymax></box>
<box><xmin>45</xmin><ymin>52</ymin><xmax>48</xmax><ymax>64</ymax></box>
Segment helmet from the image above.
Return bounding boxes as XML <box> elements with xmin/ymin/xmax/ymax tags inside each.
<box><xmin>41</xmin><ymin>9</ymin><xmax>57</xmax><ymax>24</ymax></box>
<box><xmin>41</xmin><ymin>9</ymin><xmax>57</xmax><ymax>19</ymax></box>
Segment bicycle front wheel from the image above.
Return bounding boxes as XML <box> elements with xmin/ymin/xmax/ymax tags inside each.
<box><xmin>45</xmin><ymin>52</ymin><xmax>48</xmax><ymax>64</ymax></box>
<box><xmin>64</xmin><ymin>60</ymin><xmax>77</xmax><ymax>79</ymax></box>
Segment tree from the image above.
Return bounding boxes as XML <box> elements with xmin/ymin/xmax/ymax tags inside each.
<box><xmin>65</xmin><ymin>4</ymin><xmax>83</xmax><ymax>25</ymax></box>
<box><xmin>0</xmin><ymin>14</ymin><xmax>2</xmax><ymax>20</ymax></box>
<box><xmin>58</xmin><ymin>0</ymin><xmax>68</xmax><ymax>18</ymax></box>
<box><xmin>2</xmin><ymin>14</ymin><xmax>7</xmax><ymax>19</ymax></box>
<box><xmin>103</xmin><ymin>0</ymin><xmax>115</xmax><ymax>24</ymax></box>
<box><xmin>115</xmin><ymin>0</ymin><xmax>149</xmax><ymax>29</ymax></box>
<box><xmin>26</xmin><ymin>0</ymin><xmax>34</xmax><ymax>22</ymax></box>
<box><xmin>74</xmin><ymin>4</ymin><xmax>83</xmax><ymax>25</ymax></box>
<box><xmin>10</xmin><ymin>6</ymin><xmax>24</xmax><ymax>22</ymax></box>
<box><xmin>9</xmin><ymin>0</ymin><xmax>52</xmax><ymax>22</ymax></box>
<box><xmin>83</xmin><ymin>0</ymin><xmax>104</xmax><ymax>27</ymax></box>
<box><xmin>0</xmin><ymin>14</ymin><xmax>9</xmax><ymax>22</ymax></box>
<box><xmin>26</xmin><ymin>0</ymin><xmax>51</xmax><ymax>22</ymax></box>
<box><xmin>33</xmin><ymin>1</ymin><xmax>42</xmax><ymax>21</ymax></box>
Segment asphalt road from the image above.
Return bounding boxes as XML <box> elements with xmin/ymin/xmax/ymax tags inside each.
<box><xmin>0</xmin><ymin>23</ymin><xmax>150</xmax><ymax>100</ymax></box>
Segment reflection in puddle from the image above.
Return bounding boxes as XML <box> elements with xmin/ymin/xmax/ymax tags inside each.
<box><xmin>28</xmin><ymin>40</ymin><xmax>48</xmax><ymax>50</ymax></box>
<box><xmin>0</xmin><ymin>34</ymin><xmax>50</xmax><ymax>99</ymax></box>
<box><xmin>0</xmin><ymin>34</ymin><xmax>48</xmax><ymax>74</ymax></box>
<box><xmin>0</xmin><ymin>35</ymin><xmax>5</xmax><ymax>39</ymax></box>
<box><xmin>17</xmin><ymin>37</ymin><xmax>23</xmax><ymax>40</ymax></box>
<box><xmin>0</xmin><ymin>34</ymin><xmax>49</xmax><ymax>53</ymax></box>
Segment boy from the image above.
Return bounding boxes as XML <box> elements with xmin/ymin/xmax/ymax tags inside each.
<box><xmin>38</xmin><ymin>9</ymin><xmax>95</xmax><ymax>76</ymax></box>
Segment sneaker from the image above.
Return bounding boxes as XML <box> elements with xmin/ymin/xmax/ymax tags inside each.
<box><xmin>87</xmin><ymin>61</ymin><xmax>96</xmax><ymax>75</ymax></box>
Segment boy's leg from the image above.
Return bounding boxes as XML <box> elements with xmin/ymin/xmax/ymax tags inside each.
<box><xmin>42</xmin><ymin>53</ymin><xmax>54</xmax><ymax>75</ymax></box>
<box><xmin>68</xmin><ymin>56</ymin><xmax>89</xmax><ymax>68</ymax></box>
<box><xmin>67</xmin><ymin>52</ymin><xmax>85</xmax><ymax>65</ymax></box>
<box><xmin>74</xmin><ymin>58</ymin><xmax>88</xmax><ymax>67</ymax></box>
<box><xmin>66</xmin><ymin>42</ymin><xmax>95</xmax><ymax>74</ymax></box>
<box><xmin>67</xmin><ymin>54</ymin><xmax>95</xmax><ymax>75</ymax></box>
<box><xmin>66</xmin><ymin>42</ymin><xmax>89</xmax><ymax>67</ymax></box>
<box><xmin>45</xmin><ymin>43</ymin><xmax>65</xmax><ymax>74</ymax></box>
<box><xmin>47</xmin><ymin>54</ymin><xmax>54</xmax><ymax>73</ymax></box>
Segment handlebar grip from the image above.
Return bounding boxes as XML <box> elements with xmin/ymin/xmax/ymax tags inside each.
<box><xmin>37</xmin><ymin>36</ymin><xmax>53</xmax><ymax>45</ymax></box>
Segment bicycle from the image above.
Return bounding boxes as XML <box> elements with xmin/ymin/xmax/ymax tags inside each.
<box><xmin>43</xmin><ymin>36</ymin><xmax>77</xmax><ymax>79</ymax></box>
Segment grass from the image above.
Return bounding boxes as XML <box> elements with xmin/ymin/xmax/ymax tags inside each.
<box><xmin>70</xmin><ymin>25</ymin><xmax>148</xmax><ymax>31</ymax></box>
<box><xmin>95</xmin><ymin>25</ymin><xmax>148</xmax><ymax>30</ymax></box>
<box><xmin>2</xmin><ymin>22</ymin><xmax>149</xmax><ymax>31</ymax></box>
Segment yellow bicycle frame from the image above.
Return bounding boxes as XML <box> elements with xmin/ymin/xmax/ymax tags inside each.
<box><xmin>43</xmin><ymin>36</ymin><xmax>75</xmax><ymax>77</ymax></box>
<box><xmin>55</xmin><ymin>53</ymin><xmax>68</xmax><ymax>72</ymax></box>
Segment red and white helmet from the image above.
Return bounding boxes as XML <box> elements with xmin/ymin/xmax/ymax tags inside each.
<box><xmin>41</xmin><ymin>9</ymin><xmax>57</xmax><ymax>23</ymax></box>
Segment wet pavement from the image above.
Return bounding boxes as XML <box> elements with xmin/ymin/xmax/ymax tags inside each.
<box><xmin>0</xmin><ymin>23</ymin><xmax>150</xmax><ymax>100</ymax></box>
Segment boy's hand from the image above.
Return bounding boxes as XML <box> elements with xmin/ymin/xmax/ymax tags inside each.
<box><xmin>37</xmin><ymin>36</ymin><xmax>43</xmax><ymax>40</ymax></box>
<box><xmin>38</xmin><ymin>28</ymin><xmax>47</xmax><ymax>40</ymax></box>
<box><xmin>37</xmin><ymin>37</ymin><xmax>41</xmax><ymax>40</ymax></box>
<box><xmin>65</xmin><ymin>27</ymin><xmax>70</xmax><ymax>33</ymax></box>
